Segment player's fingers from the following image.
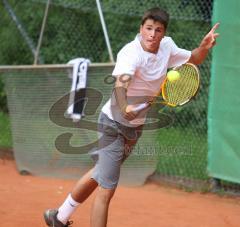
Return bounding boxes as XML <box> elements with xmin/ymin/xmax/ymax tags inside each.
<box><xmin>124</xmin><ymin>112</ymin><xmax>136</xmax><ymax>121</ymax></box>
<box><xmin>211</xmin><ymin>33</ymin><xmax>219</xmax><ymax>44</ymax></box>
<box><xmin>213</xmin><ymin>33</ymin><xmax>220</xmax><ymax>38</ymax></box>
<box><xmin>210</xmin><ymin>22</ymin><xmax>220</xmax><ymax>33</ymax></box>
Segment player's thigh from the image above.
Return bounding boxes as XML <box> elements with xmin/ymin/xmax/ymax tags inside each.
<box><xmin>91</xmin><ymin>134</ymin><xmax>125</xmax><ymax>189</ymax></box>
<box><xmin>122</xmin><ymin>124</ymin><xmax>143</xmax><ymax>160</ymax></box>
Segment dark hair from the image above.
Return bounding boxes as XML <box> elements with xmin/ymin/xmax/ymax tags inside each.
<box><xmin>141</xmin><ymin>7</ymin><xmax>169</xmax><ymax>29</ymax></box>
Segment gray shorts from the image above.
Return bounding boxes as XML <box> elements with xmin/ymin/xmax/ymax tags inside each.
<box><xmin>90</xmin><ymin>112</ymin><xmax>143</xmax><ymax>189</ymax></box>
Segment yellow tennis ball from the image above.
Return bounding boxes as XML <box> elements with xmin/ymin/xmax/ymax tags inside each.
<box><xmin>167</xmin><ymin>70</ymin><xmax>180</xmax><ymax>82</ymax></box>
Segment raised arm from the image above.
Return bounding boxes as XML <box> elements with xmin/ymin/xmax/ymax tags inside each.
<box><xmin>188</xmin><ymin>23</ymin><xmax>220</xmax><ymax>65</ymax></box>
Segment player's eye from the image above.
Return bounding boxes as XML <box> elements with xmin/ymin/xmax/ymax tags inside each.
<box><xmin>156</xmin><ymin>29</ymin><xmax>163</xmax><ymax>33</ymax></box>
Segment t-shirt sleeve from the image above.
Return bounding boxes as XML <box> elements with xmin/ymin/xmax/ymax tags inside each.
<box><xmin>168</xmin><ymin>38</ymin><xmax>191</xmax><ymax>68</ymax></box>
<box><xmin>112</xmin><ymin>46</ymin><xmax>139</xmax><ymax>77</ymax></box>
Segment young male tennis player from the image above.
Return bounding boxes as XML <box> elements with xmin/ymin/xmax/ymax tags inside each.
<box><xmin>44</xmin><ymin>7</ymin><xmax>219</xmax><ymax>227</ymax></box>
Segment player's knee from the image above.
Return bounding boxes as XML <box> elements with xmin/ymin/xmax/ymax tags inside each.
<box><xmin>96</xmin><ymin>187</ymin><xmax>115</xmax><ymax>204</ymax></box>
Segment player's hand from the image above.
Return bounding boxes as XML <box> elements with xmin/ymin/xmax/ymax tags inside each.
<box><xmin>200</xmin><ymin>23</ymin><xmax>220</xmax><ymax>50</ymax></box>
<box><xmin>122</xmin><ymin>105</ymin><xmax>139</xmax><ymax>121</ymax></box>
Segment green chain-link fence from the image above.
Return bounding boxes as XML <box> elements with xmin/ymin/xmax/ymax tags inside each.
<box><xmin>0</xmin><ymin>0</ymin><xmax>213</xmax><ymax>64</ymax></box>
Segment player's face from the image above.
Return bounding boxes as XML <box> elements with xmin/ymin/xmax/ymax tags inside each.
<box><xmin>140</xmin><ymin>19</ymin><xmax>166</xmax><ymax>53</ymax></box>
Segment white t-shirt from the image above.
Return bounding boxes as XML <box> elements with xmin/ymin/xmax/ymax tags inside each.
<box><xmin>102</xmin><ymin>34</ymin><xmax>191</xmax><ymax>126</ymax></box>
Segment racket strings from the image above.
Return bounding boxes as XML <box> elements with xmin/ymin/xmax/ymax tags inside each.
<box><xmin>163</xmin><ymin>65</ymin><xmax>199</xmax><ymax>106</ymax></box>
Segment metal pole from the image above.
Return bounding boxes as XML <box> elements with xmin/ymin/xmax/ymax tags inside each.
<box><xmin>3</xmin><ymin>0</ymin><xmax>37</xmax><ymax>59</ymax></box>
<box><xmin>34</xmin><ymin>0</ymin><xmax>51</xmax><ymax>65</ymax></box>
<box><xmin>96</xmin><ymin>0</ymin><xmax>115</xmax><ymax>63</ymax></box>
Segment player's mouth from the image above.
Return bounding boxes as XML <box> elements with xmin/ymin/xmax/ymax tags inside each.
<box><xmin>147</xmin><ymin>39</ymin><xmax>157</xmax><ymax>45</ymax></box>
<box><xmin>146</xmin><ymin>40</ymin><xmax>158</xmax><ymax>48</ymax></box>
<box><xmin>141</xmin><ymin>39</ymin><xmax>159</xmax><ymax>52</ymax></box>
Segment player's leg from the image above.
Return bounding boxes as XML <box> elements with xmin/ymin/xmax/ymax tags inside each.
<box><xmin>44</xmin><ymin>168</ymin><xmax>98</xmax><ymax>226</ymax></box>
<box><xmin>90</xmin><ymin>148</ymin><xmax>120</xmax><ymax>227</ymax></box>
<box><xmin>56</xmin><ymin>168</ymin><xmax>98</xmax><ymax>224</ymax></box>
<box><xmin>71</xmin><ymin>168</ymin><xmax>98</xmax><ymax>203</ymax></box>
<box><xmin>89</xmin><ymin>112</ymin><xmax>125</xmax><ymax>227</ymax></box>
<box><xmin>89</xmin><ymin>115</ymin><xmax>143</xmax><ymax>227</ymax></box>
<box><xmin>90</xmin><ymin>186</ymin><xmax>116</xmax><ymax>227</ymax></box>
<box><xmin>43</xmin><ymin>111</ymin><xmax>117</xmax><ymax>226</ymax></box>
<box><xmin>89</xmin><ymin>142</ymin><xmax>121</xmax><ymax>227</ymax></box>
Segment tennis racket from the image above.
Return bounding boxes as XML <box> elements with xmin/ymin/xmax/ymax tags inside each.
<box><xmin>131</xmin><ymin>63</ymin><xmax>200</xmax><ymax>112</ymax></box>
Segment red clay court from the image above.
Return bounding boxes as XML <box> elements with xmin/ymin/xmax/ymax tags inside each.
<box><xmin>0</xmin><ymin>159</ymin><xmax>239</xmax><ymax>227</ymax></box>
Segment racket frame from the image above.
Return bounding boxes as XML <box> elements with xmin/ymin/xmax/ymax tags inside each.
<box><xmin>161</xmin><ymin>63</ymin><xmax>200</xmax><ymax>107</ymax></box>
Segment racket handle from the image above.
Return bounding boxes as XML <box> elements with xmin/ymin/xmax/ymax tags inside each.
<box><xmin>131</xmin><ymin>103</ymin><xmax>149</xmax><ymax>112</ymax></box>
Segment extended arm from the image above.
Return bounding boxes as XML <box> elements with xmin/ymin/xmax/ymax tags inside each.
<box><xmin>188</xmin><ymin>23</ymin><xmax>220</xmax><ymax>65</ymax></box>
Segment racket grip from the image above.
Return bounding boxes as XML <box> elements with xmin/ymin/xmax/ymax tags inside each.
<box><xmin>131</xmin><ymin>103</ymin><xmax>149</xmax><ymax>112</ymax></box>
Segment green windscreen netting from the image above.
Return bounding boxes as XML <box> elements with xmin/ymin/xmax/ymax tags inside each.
<box><xmin>208</xmin><ymin>0</ymin><xmax>240</xmax><ymax>184</ymax></box>
<box><xmin>1</xmin><ymin>64</ymin><xmax>161</xmax><ymax>185</ymax></box>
